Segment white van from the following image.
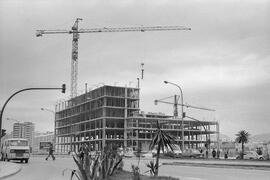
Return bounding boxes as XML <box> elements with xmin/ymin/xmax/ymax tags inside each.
<box><xmin>1</xmin><ymin>138</ymin><xmax>30</xmax><ymax>163</ymax></box>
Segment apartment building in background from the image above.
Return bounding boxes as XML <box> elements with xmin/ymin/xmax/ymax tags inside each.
<box><xmin>13</xmin><ymin>122</ymin><xmax>35</xmax><ymax>149</ymax></box>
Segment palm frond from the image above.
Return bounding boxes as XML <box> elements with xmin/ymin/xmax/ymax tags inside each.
<box><xmin>235</xmin><ymin>130</ymin><xmax>250</xmax><ymax>144</ymax></box>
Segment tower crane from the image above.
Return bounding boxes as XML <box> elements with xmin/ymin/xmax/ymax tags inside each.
<box><xmin>36</xmin><ymin>18</ymin><xmax>191</xmax><ymax>98</ymax></box>
<box><xmin>155</xmin><ymin>95</ymin><xmax>215</xmax><ymax>118</ymax></box>
<box><xmin>155</xmin><ymin>95</ymin><xmax>215</xmax><ymax>150</ymax></box>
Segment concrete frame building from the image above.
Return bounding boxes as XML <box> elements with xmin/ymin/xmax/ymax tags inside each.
<box><xmin>55</xmin><ymin>85</ymin><xmax>219</xmax><ymax>153</ymax></box>
<box><xmin>127</xmin><ymin>112</ymin><xmax>219</xmax><ymax>151</ymax></box>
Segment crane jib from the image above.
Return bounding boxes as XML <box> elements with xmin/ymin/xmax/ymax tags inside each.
<box><xmin>36</xmin><ymin>20</ymin><xmax>191</xmax><ymax>98</ymax></box>
<box><xmin>36</xmin><ymin>26</ymin><xmax>191</xmax><ymax>35</ymax></box>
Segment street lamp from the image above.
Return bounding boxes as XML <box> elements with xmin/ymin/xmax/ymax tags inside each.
<box><xmin>7</xmin><ymin>117</ymin><xmax>20</xmax><ymax>123</ymax></box>
<box><xmin>41</xmin><ymin>108</ymin><xmax>55</xmax><ymax>114</ymax></box>
<box><xmin>41</xmin><ymin>108</ymin><xmax>56</xmax><ymax>149</ymax></box>
<box><xmin>164</xmin><ymin>80</ymin><xmax>184</xmax><ymax>150</ymax></box>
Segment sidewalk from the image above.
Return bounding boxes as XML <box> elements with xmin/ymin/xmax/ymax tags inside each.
<box><xmin>162</xmin><ymin>158</ymin><xmax>270</xmax><ymax>170</ymax></box>
<box><xmin>0</xmin><ymin>162</ymin><xmax>22</xmax><ymax>179</ymax></box>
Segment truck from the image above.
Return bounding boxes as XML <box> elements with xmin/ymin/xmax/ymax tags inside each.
<box><xmin>1</xmin><ymin>138</ymin><xmax>30</xmax><ymax>163</ymax></box>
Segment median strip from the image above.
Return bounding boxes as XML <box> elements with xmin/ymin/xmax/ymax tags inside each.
<box><xmin>162</xmin><ymin>161</ymin><xmax>270</xmax><ymax>171</ymax></box>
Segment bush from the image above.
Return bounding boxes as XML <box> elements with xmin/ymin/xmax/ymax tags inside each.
<box><xmin>146</xmin><ymin>161</ymin><xmax>158</xmax><ymax>176</ymax></box>
<box><xmin>131</xmin><ymin>165</ymin><xmax>141</xmax><ymax>180</ymax></box>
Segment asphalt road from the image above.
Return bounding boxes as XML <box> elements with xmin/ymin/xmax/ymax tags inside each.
<box><xmin>5</xmin><ymin>156</ymin><xmax>76</xmax><ymax>180</ymax></box>
<box><xmin>5</xmin><ymin>156</ymin><xmax>270</xmax><ymax>180</ymax></box>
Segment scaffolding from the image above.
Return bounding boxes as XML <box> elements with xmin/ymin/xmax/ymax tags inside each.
<box><xmin>126</xmin><ymin>113</ymin><xmax>219</xmax><ymax>151</ymax></box>
<box><xmin>54</xmin><ymin>85</ymin><xmax>139</xmax><ymax>152</ymax></box>
<box><xmin>54</xmin><ymin>85</ymin><xmax>219</xmax><ymax>153</ymax></box>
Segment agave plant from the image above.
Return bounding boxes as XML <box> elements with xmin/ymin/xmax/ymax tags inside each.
<box><xmin>146</xmin><ymin>160</ymin><xmax>157</xmax><ymax>176</ymax></box>
<box><xmin>72</xmin><ymin>151</ymin><xmax>100</xmax><ymax>180</ymax></box>
<box><xmin>67</xmin><ymin>144</ymin><xmax>123</xmax><ymax>180</ymax></box>
<box><xmin>100</xmin><ymin>146</ymin><xmax>123</xmax><ymax>179</ymax></box>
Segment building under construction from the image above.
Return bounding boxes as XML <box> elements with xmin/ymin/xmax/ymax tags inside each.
<box><xmin>55</xmin><ymin>85</ymin><xmax>219</xmax><ymax>152</ymax></box>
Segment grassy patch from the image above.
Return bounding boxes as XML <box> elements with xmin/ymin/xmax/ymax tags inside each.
<box><xmin>108</xmin><ymin>170</ymin><xmax>179</xmax><ymax>180</ymax></box>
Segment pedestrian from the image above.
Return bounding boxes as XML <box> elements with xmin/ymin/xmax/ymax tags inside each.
<box><xmin>224</xmin><ymin>150</ymin><xmax>228</xmax><ymax>159</ymax></box>
<box><xmin>212</xmin><ymin>148</ymin><xmax>216</xmax><ymax>158</ymax></box>
<box><xmin>79</xmin><ymin>143</ymin><xmax>89</xmax><ymax>161</ymax></box>
<box><xmin>257</xmin><ymin>148</ymin><xmax>262</xmax><ymax>155</ymax></box>
<box><xmin>217</xmin><ymin>149</ymin><xmax>220</xmax><ymax>159</ymax></box>
<box><xmin>205</xmin><ymin>150</ymin><xmax>209</xmax><ymax>159</ymax></box>
<box><xmin>46</xmin><ymin>143</ymin><xmax>55</xmax><ymax>160</ymax></box>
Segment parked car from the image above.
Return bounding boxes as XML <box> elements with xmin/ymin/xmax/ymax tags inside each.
<box><xmin>236</xmin><ymin>151</ymin><xmax>264</xmax><ymax>160</ymax></box>
<box><xmin>117</xmin><ymin>147</ymin><xmax>124</xmax><ymax>156</ymax></box>
<box><xmin>152</xmin><ymin>144</ymin><xmax>182</xmax><ymax>158</ymax></box>
<box><xmin>182</xmin><ymin>149</ymin><xmax>202</xmax><ymax>158</ymax></box>
<box><xmin>141</xmin><ymin>151</ymin><xmax>153</xmax><ymax>158</ymax></box>
<box><xmin>123</xmin><ymin>147</ymin><xmax>135</xmax><ymax>158</ymax></box>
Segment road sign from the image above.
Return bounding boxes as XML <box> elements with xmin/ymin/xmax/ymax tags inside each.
<box><xmin>40</xmin><ymin>142</ymin><xmax>52</xmax><ymax>150</ymax></box>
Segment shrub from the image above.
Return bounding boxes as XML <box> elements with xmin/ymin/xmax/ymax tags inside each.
<box><xmin>65</xmin><ymin>145</ymin><xmax>123</xmax><ymax>180</ymax></box>
<box><xmin>131</xmin><ymin>165</ymin><xmax>141</xmax><ymax>180</ymax></box>
<box><xmin>146</xmin><ymin>161</ymin><xmax>157</xmax><ymax>176</ymax></box>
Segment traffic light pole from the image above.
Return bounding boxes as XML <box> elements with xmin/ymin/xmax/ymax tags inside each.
<box><xmin>0</xmin><ymin>85</ymin><xmax>66</xmax><ymax>150</ymax></box>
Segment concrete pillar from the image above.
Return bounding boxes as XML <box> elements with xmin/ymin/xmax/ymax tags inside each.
<box><xmin>216</xmin><ymin>122</ymin><xmax>220</xmax><ymax>151</ymax></box>
<box><xmin>124</xmin><ymin>86</ymin><xmax>128</xmax><ymax>147</ymax></box>
<box><xmin>102</xmin><ymin>97</ymin><xmax>107</xmax><ymax>149</ymax></box>
<box><xmin>102</xmin><ymin>118</ymin><xmax>106</xmax><ymax>149</ymax></box>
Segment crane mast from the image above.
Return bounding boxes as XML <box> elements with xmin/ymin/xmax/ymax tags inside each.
<box><xmin>70</xmin><ymin>18</ymin><xmax>82</xmax><ymax>97</ymax></box>
<box><xmin>36</xmin><ymin>19</ymin><xmax>191</xmax><ymax>98</ymax></box>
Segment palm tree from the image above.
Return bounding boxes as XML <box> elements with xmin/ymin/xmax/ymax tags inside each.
<box><xmin>235</xmin><ymin>130</ymin><xmax>250</xmax><ymax>159</ymax></box>
<box><xmin>149</xmin><ymin>121</ymin><xmax>175</xmax><ymax>176</ymax></box>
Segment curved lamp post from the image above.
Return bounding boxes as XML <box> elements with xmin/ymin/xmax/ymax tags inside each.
<box><xmin>7</xmin><ymin>117</ymin><xmax>20</xmax><ymax>123</ymax></box>
<box><xmin>164</xmin><ymin>80</ymin><xmax>184</xmax><ymax>150</ymax></box>
<box><xmin>0</xmin><ymin>84</ymin><xmax>66</xmax><ymax>148</ymax></box>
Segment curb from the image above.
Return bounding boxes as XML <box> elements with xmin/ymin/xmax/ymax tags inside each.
<box><xmin>0</xmin><ymin>162</ymin><xmax>22</xmax><ymax>180</ymax></box>
<box><xmin>162</xmin><ymin>162</ymin><xmax>270</xmax><ymax>171</ymax></box>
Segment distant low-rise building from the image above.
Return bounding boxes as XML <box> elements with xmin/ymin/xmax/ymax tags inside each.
<box><xmin>33</xmin><ymin>131</ymin><xmax>54</xmax><ymax>154</ymax></box>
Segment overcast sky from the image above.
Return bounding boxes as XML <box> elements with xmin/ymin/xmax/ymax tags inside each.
<box><xmin>0</xmin><ymin>0</ymin><xmax>269</xmax><ymax>138</ymax></box>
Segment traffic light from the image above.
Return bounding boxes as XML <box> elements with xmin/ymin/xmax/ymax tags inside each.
<box><xmin>1</xmin><ymin>129</ymin><xmax>6</xmax><ymax>138</ymax></box>
<box><xmin>62</xmin><ymin>84</ymin><xmax>66</xmax><ymax>93</ymax></box>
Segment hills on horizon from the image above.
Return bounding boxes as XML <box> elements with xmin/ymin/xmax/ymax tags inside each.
<box><xmin>249</xmin><ymin>133</ymin><xmax>270</xmax><ymax>143</ymax></box>
<box><xmin>218</xmin><ymin>132</ymin><xmax>270</xmax><ymax>143</ymax></box>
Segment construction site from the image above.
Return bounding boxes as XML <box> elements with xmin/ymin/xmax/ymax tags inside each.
<box><xmin>54</xmin><ymin>85</ymin><xmax>219</xmax><ymax>153</ymax></box>
<box><xmin>36</xmin><ymin>19</ymin><xmax>219</xmax><ymax>153</ymax></box>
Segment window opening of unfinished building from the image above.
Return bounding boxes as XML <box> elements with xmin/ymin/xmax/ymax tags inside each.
<box><xmin>106</xmin><ymin>97</ymin><xmax>125</xmax><ymax>107</ymax></box>
<box><xmin>105</xmin><ymin>86</ymin><xmax>125</xmax><ymax>97</ymax></box>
